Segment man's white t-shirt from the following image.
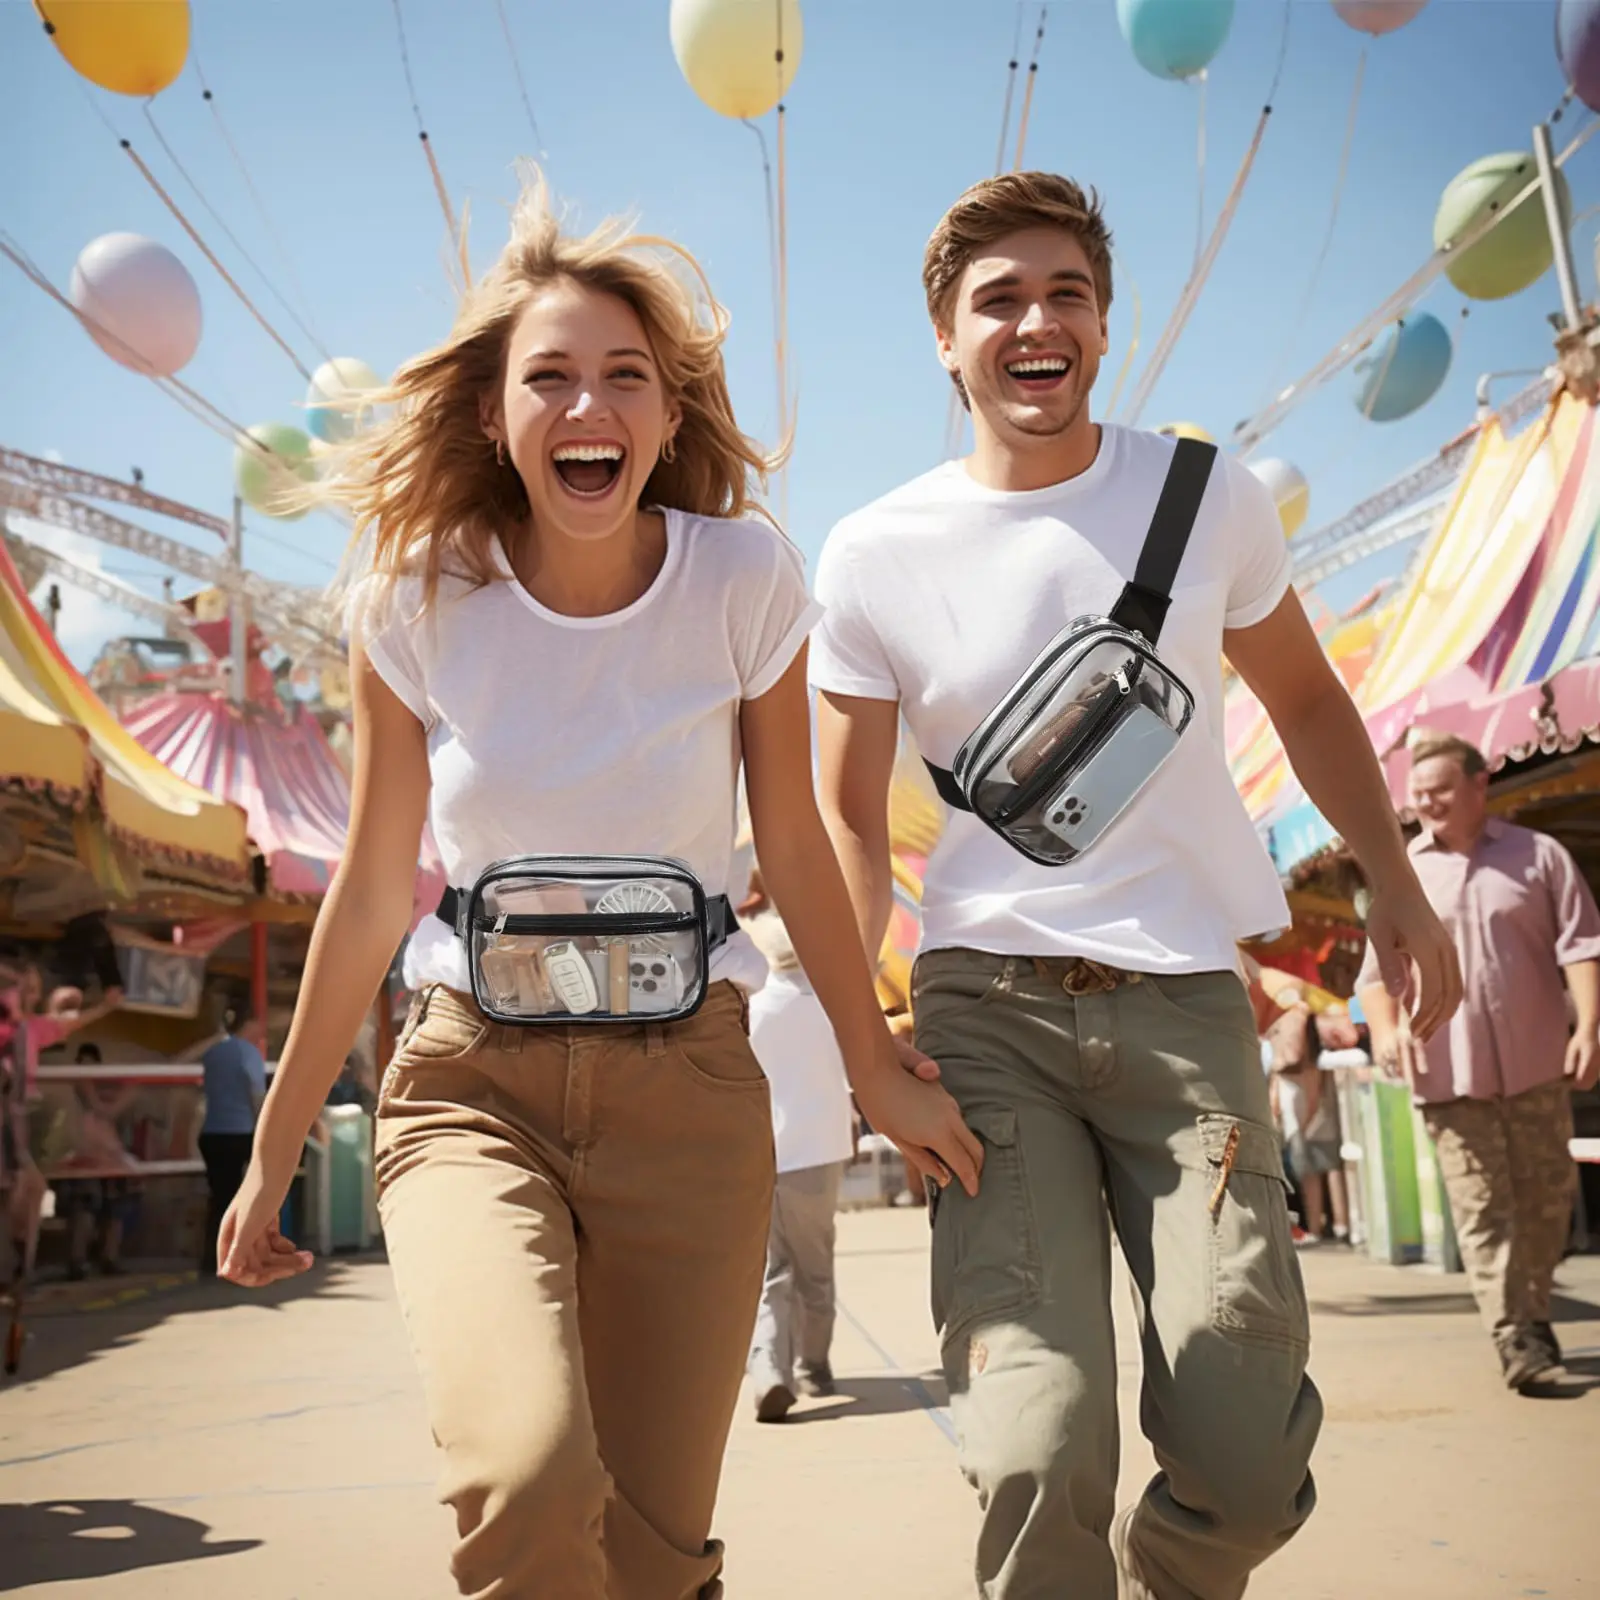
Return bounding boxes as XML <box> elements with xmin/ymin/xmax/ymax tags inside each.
<box><xmin>352</xmin><ymin>509</ymin><xmax>822</xmax><ymax>994</ymax></box>
<box><xmin>808</xmin><ymin>424</ymin><xmax>1292</xmax><ymax>975</ymax></box>
<box><xmin>748</xmin><ymin>969</ymin><xmax>856</xmax><ymax>1174</ymax></box>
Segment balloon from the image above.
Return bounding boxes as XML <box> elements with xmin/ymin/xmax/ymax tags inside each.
<box><xmin>1434</xmin><ymin>151</ymin><xmax>1569</xmax><ymax>302</ymax></box>
<box><xmin>235</xmin><ymin>425</ymin><xmax>317</xmax><ymax>521</ymax></box>
<box><xmin>69</xmin><ymin>232</ymin><xmax>201</xmax><ymax>378</ymax></box>
<box><xmin>1353</xmin><ymin>312</ymin><xmax>1452</xmax><ymax>422</ymax></box>
<box><xmin>36</xmin><ymin>0</ymin><xmax>190</xmax><ymax>98</ymax></box>
<box><xmin>1155</xmin><ymin>421</ymin><xmax>1215</xmax><ymax>443</ymax></box>
<box><xmin>1330</xmin><ymin>0</ymin><xmax>1428</xmax><ymax>35</ymax></box>
<box><xmin>670</xmin><ymin>0</ymin><xmax>803</xmax><ymax>120</ymax></box>
<box><xmin>1116</xmin><ymin>0</ymin><xmax>1234</xmax><ymax>80</ymax></box>
<box><xmin>1557</xmin><ymin>0</ymin><xmax>1600</xmax><ymax>114</ymax></box>
<box><xmin>305</xmin><ymin>357</ymin><xmax>384</xmax><ymax>443</ymax></box>
<box><xmin>1249</xmin><ymin>458</ymin><xmax>1310</xmax><ymax>538</ymax></box>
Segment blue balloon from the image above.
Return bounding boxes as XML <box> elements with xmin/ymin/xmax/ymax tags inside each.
<box><xmin>1353</xmin><ymin>313</ymin><xmax>1453</xmax><ymax>422</ymax></box>
<box><xmin>1557</xmin><ymin>0</ymin><xmax>1600</xmax><ymax>115</ymax></box>
<box><xmin>1116</xmin><ymin>0</ymin><xmax>1235</xmax><ymax>80</ymax></box>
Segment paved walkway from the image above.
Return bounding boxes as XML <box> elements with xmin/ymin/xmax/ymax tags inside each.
<box><xmin>3</xmin><ymin>1210</ymin><xmax>1596</xmax><ymax>1597</ymax></box>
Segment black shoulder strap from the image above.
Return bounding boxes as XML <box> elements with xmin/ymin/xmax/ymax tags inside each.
<box><xmin>924</xmin><ymin>435</ymin><xmax>1218</xmax><ymax>810</ymax></box>
<box><xmin>1108</xmin><ymin>436</ymin><xmax>1217</xmax><ymax>644</ymax></box>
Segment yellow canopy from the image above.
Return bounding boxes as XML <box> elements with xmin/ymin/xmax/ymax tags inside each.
<box><xmin>0</xmin><ymin>544</ymin><xmax>250</xmax><ymax>883</ymax></box>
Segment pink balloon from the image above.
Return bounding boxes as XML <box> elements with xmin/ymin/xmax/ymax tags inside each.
<box><xmin>1331</xmin><ymin>0</ymin><xmax>1428</xmax><ymax>36</ymax></box>
<box><xmin>69</xmin><ymin>232</ymin><xmax>202</xmax><ymax>378</ymax></box>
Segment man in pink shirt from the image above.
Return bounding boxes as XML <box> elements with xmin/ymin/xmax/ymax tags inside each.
<box><xmin>1358</xmin><ymin>734</ymin><xmax>1600</xmax><ymax>1392</ymax></box>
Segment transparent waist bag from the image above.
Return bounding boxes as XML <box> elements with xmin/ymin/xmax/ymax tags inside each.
<box><xmin>456</xmin><ymin>856</ymin><xmax>717</xmax><ymax>1026</ymax></box>
<box><xmin>946</xmin><ymin>620</ymin><xmax>1194</xmax><ymax>867</ymax></box>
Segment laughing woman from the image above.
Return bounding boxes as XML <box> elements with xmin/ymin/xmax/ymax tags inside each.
<box><xmin>214</xmin><ymin>171</ymin><xmax>981</xmax><ymax>1600</ymax></box>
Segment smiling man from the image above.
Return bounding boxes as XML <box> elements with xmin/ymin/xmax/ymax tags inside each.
<box><xmin>809</xmin><ymin>173</ymin><xmax>1462</xmax><ymax>1598</ymax></box>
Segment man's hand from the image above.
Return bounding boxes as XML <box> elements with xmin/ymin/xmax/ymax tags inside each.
<box><xmin>892</xmin><ymin>1030</ymin><xmax>941</xmax><ymax>1083</ymax></box>
<box><xmin>1565</xmin><ymin>1026</ymin><xmax>1600</xmax><ymax>1092</ymax></box>
<box><xmin>1363</xmin><ymin>883</ymin><xmax>1462</xmax><ymax>1044</ymax></box>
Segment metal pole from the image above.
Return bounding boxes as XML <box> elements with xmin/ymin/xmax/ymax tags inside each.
<box><xmin>1533</xmin><ymin>121</ymin><xmax>1583</xmax><ymax>333</ymax></box>
<box><xmin>228</xmin><ymin>494</ymin><xmax>248</xmax><ymax>705</ymax></box>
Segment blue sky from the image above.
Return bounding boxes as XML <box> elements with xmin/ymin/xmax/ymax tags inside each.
<box><xmin>0</xmin><ymin>0</ymin><xmax>1590</xmax><ymax>665</ymax></box>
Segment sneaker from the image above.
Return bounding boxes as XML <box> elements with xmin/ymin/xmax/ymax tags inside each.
<box><xmin>1291</xmin><ymin>1226</ymin><xmax>1320</xmax><ymax>1249</ymax></box>
<box><xmin>1498</xmin><ymin>1331</ymin><xmax>1560</xmax><ymax>1392</ymax></box>
<box><xmin>1529</xmin><ymin>1321</ymin><xmax>1563</xmax><ymax>1366</ymax></box>
<box><xmin>754</xmin><ymin>1382</ymin><xmax>795</xmax><ymax>1423</ymax></box>
<box><xmin>797</xmin><ymin>1361</ymin><xmax>835</xmax><ymax>1398</ymax></box>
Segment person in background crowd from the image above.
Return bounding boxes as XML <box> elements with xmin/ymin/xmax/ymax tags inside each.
<box><xmin>1264</xmin><ymin>988</ymin><xmax>1352</xmax><ymax>1248</ymax></box>
<box><xmin>1358</xmin><ymin>733</ymin><xmax>1600</xmax><ymax>1393</ymax></box>
<box><xmin>59</xmin><ymin>1043</ymin><xmax>138</xmax><ymax>1280</ymax></box>
<box><xmin>740</xmin><ymin>869</ymin><xmax>857</xmax><ymax>1423</ymax></box>
<box><xmin>198</xmin><ymin>1002</ymin><xmax>266</xmax><ymax>1279</ymax></box>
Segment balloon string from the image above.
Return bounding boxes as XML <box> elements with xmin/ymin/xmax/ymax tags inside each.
<box><xmin>1235</xmin><ymin>114</ymin><xmax>1600</xmax><ymax>455</ymax></box>
<box><xmin>118</xmin><ymin>140</ymin><xmax>313</xmax><ymax>382</ymax></box>
<box><xmin>493</xmin><ymin>0</ymin><xmax>547</xmax><ymax>160</ymax></box>
<box><xmin>1251</xmin><ymin>44</ymin><xmax>1366</xmax><ymax>426</ymax></box>
<box><xmin>139</xmin><ymin>104</ymin><xmax>329</xmax><ymax>373</ymax></box>
<box><xmin>775</xmin><ymin>97</ymin><xmax>792</xmax><ymax>527</ymax></box>
<box><xmin>188</xmin><ymin>41</ymin><xmax>335</xmax><ymax>365</ymax></box>
<box><xmin>390</xmin><ymin>0</ymin><xmax>460</xmax><ymax>256</ymax></box>
<box><xmin>1102</xmin><ymin>249</ymin><xmax>1144</xmax><ymax>422</ymax></box>
<box><xmin>1012</xmin><ymin>5</ymin><xmax>1048</xmax><ymax>170</ymax></box>
<box><xmin>1123</xmin><ymin>0</ymin><xmax>1292</xmax><ymax>427</ymax></box>
<box><xmin>1193</xmin><ymin>71</ymin><xmax>1207</xmax><ymax>276</ymax></box>
<box><xmin>741</xmin><ymin>116</ymin><xmax>785</xmax><ymax>470</ymax></box>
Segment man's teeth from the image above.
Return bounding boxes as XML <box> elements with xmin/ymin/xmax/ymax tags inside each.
<box><xmin>1007</xmin><ymin>358</ymin><xmax>1069</xmax><ymax>376</ymax></box>
<box><xmin>551</xmin><ymin>444</ymin><xmax>624</xmax><ymax>462</ymax></box>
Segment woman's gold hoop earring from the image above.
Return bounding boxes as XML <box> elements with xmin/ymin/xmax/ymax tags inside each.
<box><xmin>495</xmin><ymin>440</ymin><xmax>506</xmax><ymax>467</ymax></box>
<box><xmin>661</xmin><ymin>437</ymin><xmax>677</xmax><ymax>464</ymax></box>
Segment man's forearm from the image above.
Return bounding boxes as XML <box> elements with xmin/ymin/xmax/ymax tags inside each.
<box><xmin>1278</xmin><ymin>682</ymin><xmax>1417</xmax><ymax>894</ymax></box>
<box><xmin>1565</xmin><ymin>958</ymin><xmax>1600</xmax><ymax>1032</ymax></box>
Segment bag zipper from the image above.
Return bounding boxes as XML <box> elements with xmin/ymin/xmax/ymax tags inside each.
<box><xmin>482</xmin><ymin>911</ymin><xmax>698</xmax><ymax>937</ymax></box>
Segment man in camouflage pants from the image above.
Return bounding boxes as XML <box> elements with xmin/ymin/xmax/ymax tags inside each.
<box><xmin>1360</xmin><ymin>734</ymin><xmax>1600</xmax><ymax>1391</ymax></box>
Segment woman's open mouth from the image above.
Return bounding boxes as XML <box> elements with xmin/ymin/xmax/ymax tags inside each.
<box><xmin>551</xmin><ymin>441</ymin><xmax>626</xmax><ymax>498</ymax></box>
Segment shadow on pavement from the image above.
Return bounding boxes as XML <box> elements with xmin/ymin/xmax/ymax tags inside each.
<box><xmin>1308</xmin><ymin>1290</ymin><xmax>1480</xmax><ymax>1318</ymax></box>
<box><xmin>784</xmin><ymin>1373</ymin><xmax>950</xmax><ymax>1424</ymax></box>
<box><xmin>4</xmin><ymin>1256</ymin><xmax>382</xmax><ymax>1388</ymax></box>
<box><xmin>0</xmin><ymin>1499</ymin><xmax>260</xmax><ymax>1591</ymax></box>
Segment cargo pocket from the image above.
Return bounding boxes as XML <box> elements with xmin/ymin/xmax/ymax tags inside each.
<box><xmin>1201</xmin><ymin>1114</ymin><xmax>1310</xmax><ymax>1351</ymax></box>
<box><xmin>930</xmin><ymin>1106</ymin><xmax>1042</xmax><ymax>1350</ymax></box>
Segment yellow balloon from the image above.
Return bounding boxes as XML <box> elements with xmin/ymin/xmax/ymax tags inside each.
<box><xmin>36</xmin><ymin>0</ymin><xmax>190</xmax><ymax>98</ymax></box>
<box><xmin>670</xmin><ymin>0</ymin><xmax>803</xmax><ymax>120</ymax></box>
<box><xmin>1154</xmin><ymin>420</ymin><xmax>1214</xmax><ymax>443</ymax></box>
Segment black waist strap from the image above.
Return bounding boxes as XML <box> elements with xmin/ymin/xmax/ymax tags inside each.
<box><xmin>925</xmin><ymin>761</ymin><xmax>970</xmax><ymax>812</ymax></box>
<box><xmin>435</xmin><ymin>887</ymin><xmax>739</xmax><ymax>950</ymax></box>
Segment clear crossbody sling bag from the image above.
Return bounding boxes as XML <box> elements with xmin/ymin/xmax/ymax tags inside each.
<box><xmin>924</xmin><ymin>438</ymin><xmax>1216</xmax><ymax>868</ymax></box>
<box><xmin>435</xmin><ymin>855</ymin><xmax>738</xmax><ymax>1026</ymax></box>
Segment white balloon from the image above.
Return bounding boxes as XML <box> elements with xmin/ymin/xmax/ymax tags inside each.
<box><xmin>1249</xmin><ymin>457</ymin><xmax>1310</xmax><ymax>537</ymax></box>
<box><xmin>69</xmin><ymin>232</ymin><xmax>201</xmax><ymax>378</ymax></box>
<box><xmin>305</xmin><ymin>357</ymin><xmax>384</xmax><ymax>443</ymax></box>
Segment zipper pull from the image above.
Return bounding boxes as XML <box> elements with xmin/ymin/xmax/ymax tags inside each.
<box><xmin>1113</xmin><ymin>667</ymin><xmax>1132</xmax><ymax>696</ymax></box>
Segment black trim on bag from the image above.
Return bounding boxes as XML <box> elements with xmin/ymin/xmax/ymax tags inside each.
<box><xmin>926</xmin><ymin>437</ymin><xmax>1215</xmax><ymax>813</ymax></box>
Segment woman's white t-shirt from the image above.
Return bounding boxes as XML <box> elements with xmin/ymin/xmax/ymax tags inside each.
<box><xmin>352</xmin><ymin>509</ymin><xmax>822</xmax><ymax>995</ymax></box>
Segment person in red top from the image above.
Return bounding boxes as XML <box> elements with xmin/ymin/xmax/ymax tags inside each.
<box><xmin>1358</xmin><ymin>733</ymin><xmax>1600</xmax><ymax>1392</ymax></box>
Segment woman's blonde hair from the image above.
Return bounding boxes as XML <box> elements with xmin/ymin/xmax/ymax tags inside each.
<box><xmin>328</xmin><ymin>165</ymin><xmax>782</xmax><ymax>613</ymax></box>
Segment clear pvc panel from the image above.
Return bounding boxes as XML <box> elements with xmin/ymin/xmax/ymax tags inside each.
<box><xmin>467</xmin><ymin>868</ymin><xmax>705</xmax><ymax>1023</ymax></box>
<box><xmin>967</xmin><ymin>638</ymin><xmax>1191</xmax><ymax>867</ymax></box>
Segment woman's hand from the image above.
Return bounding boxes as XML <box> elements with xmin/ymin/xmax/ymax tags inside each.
<box><xmin>853</xmin><ymin>1040</ymin><xmax>983</xmax><ymax>1197</ymax></box>
<box><xmin>218</xmin><ymin>1158</ymin><xmax>314</xmax><ymax>1287</ymax></box>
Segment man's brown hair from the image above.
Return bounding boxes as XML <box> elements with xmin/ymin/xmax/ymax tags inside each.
<box><xmin>1409</xmin><ymin>732</ymin><xmax>1488</xmax><ymax>778</ymax></box>
<box><xmin>921</xmin><ymin>171</ymin><xmax>1115</xmax><ymax>330</ymax></box>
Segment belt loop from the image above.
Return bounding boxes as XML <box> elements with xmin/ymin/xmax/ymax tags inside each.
<box><xmin>417</xmin><ymin>984</ymin><xmax>434</xmax><ymax>1025</ymax></box>
<box><xmin>645</xmin><ymin>1022</ymin><xmax>667</xmax><ymax>1058</ymax></box>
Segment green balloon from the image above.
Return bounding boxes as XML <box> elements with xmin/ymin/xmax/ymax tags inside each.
<box><xmin>1433</xmin><ymin>151</ymin><xmax>1570</xmax><ymax>302</ymax></box>
<box><xmin>234</xmin><ymin>423</ymin><xmax>317</xmax><ymax>521</ymax></box>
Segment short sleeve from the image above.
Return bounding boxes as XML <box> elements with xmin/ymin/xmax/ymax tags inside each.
<box><xmin>807</xmin><ymin>527</ymin><xmax>901</xmax><ymax>701</ymax></box>
<box><xmin>346</xmin><ymin>574</ymin><xmax>433</xmax><ymax>730</ymax></box>
<box><xmin>1222</xmin><ymin>458</ymin><xmax>1293</xmax><ymax>631</ymax></box>
<box><xmin>731</xmin><ymin>525</ymin><xmax>825</xmax><ymax>700</ymax></box>
<box><xmin>1544</xmin><ymin>836</ymin><xmax>1600</xmax><ymax>964</ymax></box>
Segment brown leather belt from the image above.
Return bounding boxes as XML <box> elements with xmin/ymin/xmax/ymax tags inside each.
<box><xmin>1030</xmin><ymin>956</ymin><xmax>1146</xmax><ymax>996</ymax></box>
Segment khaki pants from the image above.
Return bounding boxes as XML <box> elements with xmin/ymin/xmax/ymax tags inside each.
<box><xmin>375</xmin><ymin>981</ymin><xmax>775</xmax><ymax>1600</ymax></box>
<box><xmin>748</xmin><ymin>1160</ymin><xmax>845</xmax><ymax>1393</ymax></box>
<box><xmin>912</xmin><ymin>950</ymin><xmax>1321</xmax><ymax>1600</ymax></box>
<box><xmin>1422</xmin><ymin>1078</ymin><xmax>1576</xmax><ymax>1340</ymax></box>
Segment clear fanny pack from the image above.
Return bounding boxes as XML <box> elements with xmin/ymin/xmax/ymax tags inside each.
<box><xmin>926</xmin><ymin>439</ymin><xmax>1216</xmax><ymax>868</ymax></box>
<box><xmin>436</xmin><ymin>855</ymin><xmax>737</xmax><ymax>1026</ymax></box>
